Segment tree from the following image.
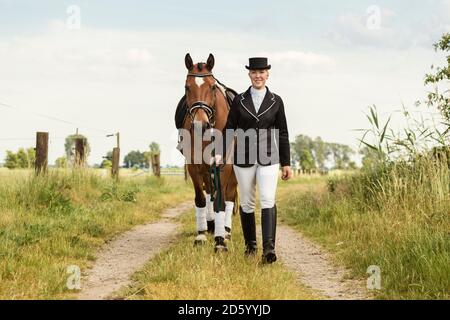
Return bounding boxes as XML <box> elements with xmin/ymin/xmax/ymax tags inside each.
<box><xmin>143</xmin><ymin>151</ymin><xmax>151</xmax><ymax>168</ymax></box>
<box><xmin>104</xmin><ymin>151</ymin><xmax>113</xmax><ymax>161</ymax></box>
<box><xmin>425</xmin><ymin>33</ymin><xmax>450</xmax><ymax>122</ymax></box>
<box><xmin>299</xmin><ymin>149</ymin><xmax>315</xmax><ymax>170</ymax></box>
<box><xmin>100</xmin><ymin>151</ymin><xmax>113</xmax><ymax>168</ymax></box>
<box><xmin>312</xmin><ymin>137</ymin><xmax>330</xmax><ymax>170</ymax></box>
<box><xmin>149</xmin><ymin>142</ymin><xmax>161</xmax><ymax>155</ymax></box>
<box><xmin>4</xmin><ymin>148</ymin><xmax>35</xmax><ymax>169</ymax></box>
<box><xmin>100</xmin><ymin>159</ymin><xmax>112</xmax><ymax>168</ymax></box>
<box><xmin>123</xmin><ymin>150</ymin><xmax>146</xmax><ymax>168</ymax></box>
<box><xmin>4</xmin><ymin>151</ymin><xmax>18</xmax><ymax>169</ymax></box>
<box><xmin>291</xmin><ymin>135</ymin><xmax>314</xmax><ymax>167</ymax></box>
<box><xmin>291</xmin><ymin>134</ymin><xmax>355</xmax><ymax>170</ymax></box>
<box><xmin>329</xmin><ymin>143</ymin><xmax>355</xmax><ymax>170</ymax></box>
<box><xmin>55</xmin><ymin>156</ymin><xmax>68</xmax><ymax>168</ymax></box>
<box><xmin>360</xmin><ymin>146</ymin><xmax>381</xmax><ymax>169</ymax></box>
<box><xmin>64</xmin><ymin>134</ymin><xmax>91</xmax><ymax>164</ymax></box>
<box><xmin>16</xmin><ymin>148</ymin><xmax>35</xmax><ymax>169</ymax></box>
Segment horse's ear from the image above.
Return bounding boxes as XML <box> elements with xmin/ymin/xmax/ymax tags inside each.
<box><xmin>185</xmin><ymin>53</ymin><xmax>193</xmax><ymax>70</ymax></box>
<box><xmin>206</xmin><ymin>53</ymin><xmax>215</xmax><ymax>71</ymax></box>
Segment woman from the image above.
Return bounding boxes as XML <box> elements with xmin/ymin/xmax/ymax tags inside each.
<box><xmin>214</xmin><ymin>57</ymin><xmax>292</xmax><ymax>263</ymax></box>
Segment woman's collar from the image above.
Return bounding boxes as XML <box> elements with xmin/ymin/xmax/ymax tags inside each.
<box><xmin>250</xmin><ymin>85</ymin><xmax>267</xmax><ymax>95</ymax></box>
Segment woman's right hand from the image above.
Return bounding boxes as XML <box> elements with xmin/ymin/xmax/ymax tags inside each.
<box><xmin>210</xmin><ymin>154</ymin><xmax>222</xmax><ymax>165</ymax></box>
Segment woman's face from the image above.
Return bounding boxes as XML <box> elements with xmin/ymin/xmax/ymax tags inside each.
<box><xmin>248</xmin><ymin>69</ymin><xmax>269</xmax><ymax>89</ymax></box>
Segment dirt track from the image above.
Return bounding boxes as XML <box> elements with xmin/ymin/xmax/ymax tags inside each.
<box><xmin>78</xmin><ymin>200</ymin><xmax>369</xmax><ymax>300</ymax></box>
<box><xmin>78</xmin><ymin>201</ymin><xmax>192</xmax><ymax>300</ymax></box>
<box><xmin>277</xmin><ymin>225</ymin><xmax>370</xmax><ymax>299</ymax></box>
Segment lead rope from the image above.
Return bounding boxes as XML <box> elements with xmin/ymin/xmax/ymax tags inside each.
<box><xmin>208</xmin><ymin>135</ymin><xmax>222</xmax><ymax>210</ymax></box>
<box><xmin>209</xmin><ymin>160</ymin><xmax>222</xmax><ymax>211</ymax></box>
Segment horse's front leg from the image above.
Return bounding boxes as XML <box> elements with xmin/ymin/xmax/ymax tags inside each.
<box><xmin>187</xmin><ymin>164</ymin><xmax>207</xmax><ymax>245</ymax></box>
<box><xmin>212</xmin><ymin>164</ymin><xmax>235</xmax><ymax>252</ymax></box>
<box><xmin>222</xmin><ymin>164</ymin><xmax>238</xmax><ymax>240</ymax></box>
<box><xmin>202</xmin><ymin>170</ymin><xmax>215</xmax><ymax>234</ymax></box>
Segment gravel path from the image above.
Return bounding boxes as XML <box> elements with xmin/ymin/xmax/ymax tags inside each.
<box><xmin>78</xmin><ymin>201</ymin><xmax>192</xmax><ymax>300</ymax></box>
<box><xmin>276</xmin><ymin>224</ymin><xmax>371</xmax><ymax>300</ymax></box>
<box><xmin>77</xmin><ymin>198</ymin><xmax>370</xmax><ymax>300</ymax></box>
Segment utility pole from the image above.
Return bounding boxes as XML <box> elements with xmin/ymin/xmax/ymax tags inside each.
<box><xmin>74</xmin><ymin>138</ymin><xmax>86</xmax><ymax>167</ymax></box>
<box><xmin>151</xmin><ymin>152</ymin><xmax>160</xmax><ymax>177</ymax></box>
<box><xmin>108</xmin><ymin>132</ymin><xmax>120</xmax><ymax>180</ymax></box>
<box><xmin>73</xmin><ymin>128</ymin><xmax>87</xmax><ymax>167</ymax></box>
<box><xmin>35</xmin><ymin>132</ymin><xmax>48</xmax><ymax>175</ymax></box>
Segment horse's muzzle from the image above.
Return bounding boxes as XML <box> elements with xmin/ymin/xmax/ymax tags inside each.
<box><xmin>191</xmin><ymin>121</ymin><xmax>212</xmax><ymax>132</ymax></box>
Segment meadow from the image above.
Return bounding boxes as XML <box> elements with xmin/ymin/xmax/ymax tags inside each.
<box><xmin>281</xmin><ymin>156</ymin><xmax>450</xmax><ymax>299</ymax></box>
<box><xmin>0</xmin><ymin>168</ymin><xmax>192</xmax><ymax>299</ymax></box>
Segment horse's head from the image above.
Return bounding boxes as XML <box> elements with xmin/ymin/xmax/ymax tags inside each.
<box><xmin>184</xmin><ymin>53</ymin><xmax>218</xmax><ymax>132</ymax></box>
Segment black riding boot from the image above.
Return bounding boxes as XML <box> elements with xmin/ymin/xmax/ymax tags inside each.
<box><xmin>261</xmin><ymin>205</ymin><xmax>277</xmax><ymax>263</ymax></box>
<box><xmin>240</xmin><ymin>206</ymin><xmax>257</xmax><ymax>256</ymax></box>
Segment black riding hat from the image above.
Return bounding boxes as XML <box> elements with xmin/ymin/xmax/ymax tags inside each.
<box><xmin>245</xmin><ymin>57</ymin><xmax>271</xmax><ymax>70</ymax></box>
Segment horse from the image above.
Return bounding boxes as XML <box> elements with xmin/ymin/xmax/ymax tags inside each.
<box><xmin>179</xmin><ymin>53</ymin><xmax>238</xmax><ymax>252</ymax></box>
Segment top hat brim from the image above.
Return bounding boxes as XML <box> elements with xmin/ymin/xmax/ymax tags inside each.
<box><xmin>245</xmin><ymin>65</ymin><xmax>271</xmax><ymax>70</ymax></box>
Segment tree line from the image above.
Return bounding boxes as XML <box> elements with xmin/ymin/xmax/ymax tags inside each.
<box><xmin>290</xmin><ymin>134</ymin><xmax>357</xmax><ymax>170</ymax></box>
<box><xmin>3</xmin><ymin>131</ymin><xmax>360</xmax><ymax>171</ymax></box>
<box><xmin>2</xmin><ymin>134</ymin><xmax>161</xmax><ymax>169</ymax></box>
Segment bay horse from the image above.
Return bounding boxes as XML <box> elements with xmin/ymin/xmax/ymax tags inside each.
<box><xmin>179</xmin><ymin>53</ymin><xmax>238</xmax><ymax>252</ymax></box>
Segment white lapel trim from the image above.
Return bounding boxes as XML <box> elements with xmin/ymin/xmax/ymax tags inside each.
<box><xmin>240</xmin><ymin>93</ymin><xmax>260</xmax><ymax>122</ymax></box>
<box><xmin>257</xmin><ymin>92</ymin><xmax>276</xmax><ymax>118</ymax></box>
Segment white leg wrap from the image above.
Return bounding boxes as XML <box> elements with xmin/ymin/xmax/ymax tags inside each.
<box><xmin>195</xmin><ymin>206</ymin><xmax>207</xmax><ymax>232</ymax></box>
<box><xmin>205</xmin><ymin>193</ymin><xmax>215</xmax><ymax>221</ymax></box>
<box><xmin>224</xmin><ymin>201</ymin><xmax>234</xmax><ymax>229</ymax></box>
<box><xmin>214</xmin><ymin>211</ymin><xmax>226</xmax><ymax>238</ymax></box>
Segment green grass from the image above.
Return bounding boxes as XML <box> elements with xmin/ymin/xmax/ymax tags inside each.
<box><xmin>3</xmin><ymin>163</ymin><xmax>446</xmax><ymax>300</ymax></box>
<box><xmin>119</xmin><ymin>199</ymin><xmax>319</xmax><ymax>300</ymax></box>
<box><xmin>279</xmin><ymin>159</ymin><xmax>450</xmax><ymax>300</ymax></box>
<box><xmin>0</xmin><ymin>168</ymin><xmax>192</xmax><ymax>299</ymax></box>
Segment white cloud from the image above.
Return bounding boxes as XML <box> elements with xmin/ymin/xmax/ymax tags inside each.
<box><xmin>327</xmin><ymin>3</ymin><xmax>450</xmax><ymax>49</ymax></box>
<box><xmin>258</xmin><ymin>50</ymin><xmax>336</xmax><ymax>72</ymax></box>
<box><xmin>0</xmin><ymin>21</ymin><xmax>436</xmax><ymax>168</ymax></box>
<box><xmin>327</xmin><ymin>8</ymin><xmax>413</xmax><ymax>49</ymax></box>
<box><xmin>126</xmin><ymin>48</ymin><xmax>152</xmax><ymax>66</ymax></box>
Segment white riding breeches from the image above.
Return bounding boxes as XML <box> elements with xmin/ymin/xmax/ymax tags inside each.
<box><xmin>233</xmin><ymin>163</ymin><xmax>279</xmax><ymax>213</ymax></box>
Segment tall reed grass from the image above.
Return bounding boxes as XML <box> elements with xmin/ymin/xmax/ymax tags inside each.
<box><xmin>283</xmin><ymin>145</ymin><xmax>449</xmax><ymax>299</ymax></box>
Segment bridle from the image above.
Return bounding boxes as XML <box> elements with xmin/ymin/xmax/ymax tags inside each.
<box><xmin>186</xmin><ymin>72</ymin><xmax>218</xmax><ymax>128</ymax></box>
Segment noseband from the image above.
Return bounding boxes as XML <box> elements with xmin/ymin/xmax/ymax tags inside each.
<box><xmin>186</xmin><ymin>72</ymin><xmax>217</xmax><ymax>127</ymax></box>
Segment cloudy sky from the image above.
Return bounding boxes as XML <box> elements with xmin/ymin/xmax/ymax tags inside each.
<box><xmin>0</xmin><ymin>0</ymin><xmax>449</xmax><ymax>166</ymax></box>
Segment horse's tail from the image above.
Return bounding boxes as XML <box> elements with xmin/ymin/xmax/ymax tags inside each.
<box><xmin>233</xmin><ymin>189</ymin><xmax>239</xmax><ymax>215</ymax></box>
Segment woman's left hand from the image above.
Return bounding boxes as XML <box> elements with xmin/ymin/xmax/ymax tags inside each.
<box><xmin>281</xmin><ymin>166</ymin><xmax>292</xmax><ymax>180</ymax></box>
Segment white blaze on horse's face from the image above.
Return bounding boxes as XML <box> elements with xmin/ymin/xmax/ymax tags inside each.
<box><xmin>195</xmin><ymin>77</ymin><xmax>204</xmax><ymax>87</ymax></box>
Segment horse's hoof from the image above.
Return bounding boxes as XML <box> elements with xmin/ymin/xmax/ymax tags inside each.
<box><xmin>207</xmin><ymin>220</ymin><xmax>215</xmax><ymax>234</ymax></box>
<box><xmin>224</xmin><ymin>227</ymin><xmax>231</xmax><ymax>240</ymax></box>
<box><xmin>214</xmin><ymin>245</ymin><xmax>228</xmax><ymax>253</ymax></box>
<box><xmin>194</xmin><ymin>233</ymin><xmax>207</xmax><ymax>246</ymax></box>
<box><xmin>214</xmin><ymin>237</ymin><xmax>228</xmax><ymax>253</ymax></box>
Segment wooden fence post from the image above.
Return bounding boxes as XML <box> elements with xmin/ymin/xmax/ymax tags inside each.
<box><xmin>74</xmin><ymin>137</ymin><xmax>86</xmax><ymax>167</ymax></box>
<box><xmin>35</xmin><ymin>132</ymin><xmax>48</xmax><ymax>175</ymax></box>
<box><xmin>151</xmin><ymin>153</ymin><xmax>160</xmax><ymax>177</ymax></box>
<box><xmin>111</xmin><ymin>147</ymin><xmax>120</xmax><ymax>179</ymax></box>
